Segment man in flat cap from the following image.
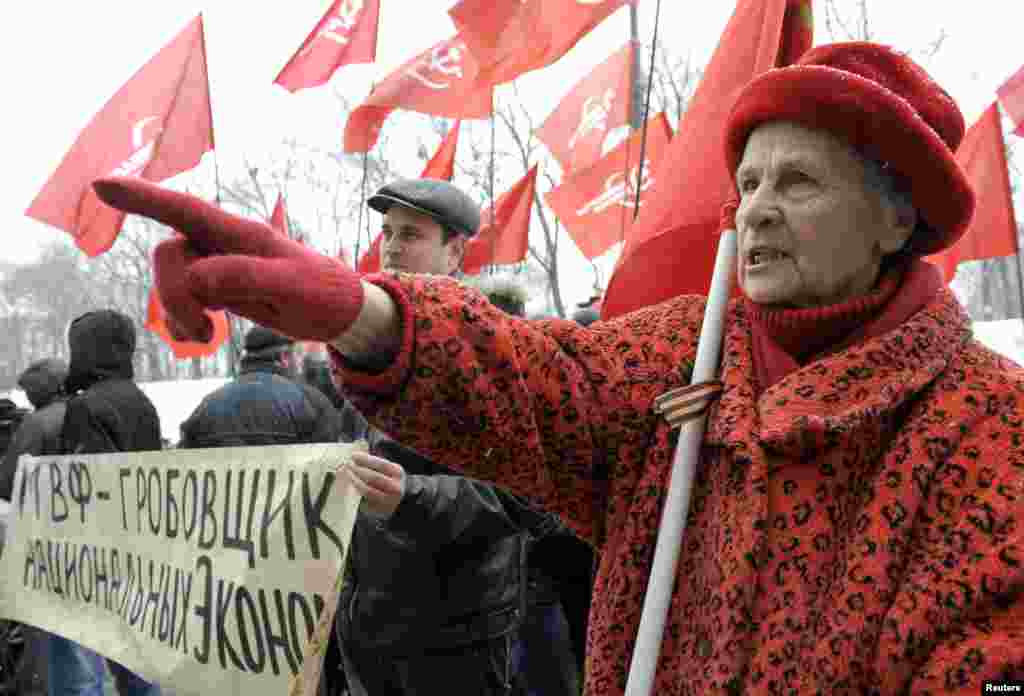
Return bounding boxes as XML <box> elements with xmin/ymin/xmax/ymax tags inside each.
<box><xmin>368</xmin><ymin>177</ymin><xmax>479</xmax><ymax>277</ymax></box>
<box><xmin>320</xmin><ymin>179</ymin><xmax>577</xmax><ymax>696</ymax></box>
<box><xmin>178</xmin><ymin>325</ymin><xmax>343</xmax><ymax>448</ymax></box>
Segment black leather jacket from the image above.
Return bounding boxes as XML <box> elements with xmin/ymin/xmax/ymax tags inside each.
<box><xmin>335</xmin><ymin>440</ymin><xmax>551</xmax><ymax>693</ymax></box>
<box><xmin>341</xmin><ymin>476</ymin><xmax>529</xmax><ymax>653</ymax></box>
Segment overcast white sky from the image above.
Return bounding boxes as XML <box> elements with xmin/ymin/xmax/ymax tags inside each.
<box><xmin>3</xmin><ymin>1</ymin><xmax>1021</xmax><ymax>311</ymax></box>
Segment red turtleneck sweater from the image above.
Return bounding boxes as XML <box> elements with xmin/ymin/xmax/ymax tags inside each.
<box><xmin>746</xmin><ymin>259</ymin><xmax>944</xmax><ymax>393</ymax></box>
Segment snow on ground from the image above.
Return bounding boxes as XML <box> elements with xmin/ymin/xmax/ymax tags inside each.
<box><xmin>3</xmin><ymin>377</ymin><xmax>227</xmax><ymax>445</ymax></box>
<box><xmin>138</xmin><ymin>377</ymin><xmax>228</xmax><ymax>444</ymax></box>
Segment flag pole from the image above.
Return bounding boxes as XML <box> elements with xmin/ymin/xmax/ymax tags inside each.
<box><xmin>353</xmin><ymin>79</ymin><xmax>377</xmax><ymax>267</ymax></box>
<box><xmin>619</xmin><ymin>46</ymin><xmax>637</xmax><ymax>243</ymax></box>
<box><xmin>489</xmin><ymin>111</ymin><xmax>498</xmax><ymax>275</ymax></box>
<box><xmin>621</xmin><ymin>3</ymin><xmax>642</xmax><ymax>242</ymax></box>
<box><xmin>632</xmin><ymin>0</ymin><xmax>663</xmax><ymax>221</ymax></box>
<box><xmin>624</xmin><ymin>228</ymin><xmax>736</xmax><ymax>696</ymax></box>
<box><xmin>355</xmin><ymin>148</ymin><xmax>370</xmax><ymax>264</ymax></box>
<box><xmin>199</xmin><ymin>11</ymin><xmax>240</xmax><ymax>378</ymax></box>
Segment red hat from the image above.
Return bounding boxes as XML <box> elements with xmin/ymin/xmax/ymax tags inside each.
<box><xmin>724</xmin><ymin>42</ymin><xmax>975</xmax><ymax>255</ymax></box>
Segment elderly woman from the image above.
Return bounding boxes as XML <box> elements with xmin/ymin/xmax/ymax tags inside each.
<box><xmin>96</xmin><ymin>42</ymin><xmax>1024</xmax><ymax>695</ymax></box>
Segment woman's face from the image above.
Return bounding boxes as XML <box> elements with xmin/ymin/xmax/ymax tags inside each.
<box><xmin>734</xmin><ymin>121</ymin><xmax>914</xmax><ymax>308</ymax></box>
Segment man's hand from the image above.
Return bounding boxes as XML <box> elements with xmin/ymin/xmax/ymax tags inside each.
<box><xmin>346</xmin><ymin>452</ymin><xmax>407</xmax><ymax>519</ymax></box>
<box><xmin>92</xmin><ymin>176</ymin><xmax>366</xmax><ymax>344</ymax></box>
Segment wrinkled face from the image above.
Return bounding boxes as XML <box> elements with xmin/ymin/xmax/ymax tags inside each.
<box><xmin>734</xmin><ymin>121</ymin><xmax>914</xmax><ymax>308</ymax></box>
<box><xmin>381</xmin><ymin>205</ymin><xmax>464</xmax><ymax>276</ymax></box>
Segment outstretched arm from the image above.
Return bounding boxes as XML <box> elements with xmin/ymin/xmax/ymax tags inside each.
<box><xmin>333</xmin><ymin>283</ymin><xmax>402</xmax><ymax>366</ymax></box>
<box><xmin>91</xmin><ymin>176</ymin><xmax>704</xmax><ymax>545</ymax></box>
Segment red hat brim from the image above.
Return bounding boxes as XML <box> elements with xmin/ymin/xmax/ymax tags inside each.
<box><xmin>724</xmin><ymin>64</ymin><xmax>975</xmax><ymax>255</ymax></box>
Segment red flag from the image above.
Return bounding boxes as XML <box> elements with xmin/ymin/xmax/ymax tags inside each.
<box><xmin>449</xmin><ymin>0</ymin><xmax>631</xmax><ymax>87</ymax></box>
<box><xmin>537</xmin><ymin>43</ymin><xmax>634</xmax><ymax>174</ymax></box>
<box><xmin>997</xmin><ymin>63</ymin><xmax>1024</xmax><ymax>138</ymax></box>
<box><xmin>26</xmin><ymin>15</ymin><xmax>214</xmax><ymax>257</ymax></box>
<box><xmin>274</xmin><ymin>0</ymin><xmax>381</xmax><ymax>92</ymax></box>
<box><xmin>463</xmin><ymin>165</ymin><xmax>539</xmax><ymax>274</ymax></box>
<box><xmin>927</xmin><ymin>103</ymin><xmax>1019</xmax><ymax>282</ymax></box>
<box><xmin>357</xmin><ymin>233</ymin><xmax>383</xmax><ymax>273</ymax></box>
<box><xmin>447</xmin><ymin>0</ymin><xmax>522</xmax><ymax>63</ymax></box>
<box><xmin>547</xmin><ymin>113</ymin><xmax>673</xmax><ymax>259</ymax></box>
<box><xmin>421</xmin><ymin>121</ymin><xmax>461</xmax><ymax>180</ymax></box>
<box><xmin>601</xmin><ymin>0</ymin><xmax>813</xmax><ymax>319</ymax></box>
<box><xmin>343</xmin><ymin>36</ymin><xmax>492</xmax><ymax>153</ymax></box>
<box><xmin>269</xmin><ymin>194</ymin><xmax>291</xmax><ymax>236</ymax></box>
<box><xmin>145</xmin><ymin>288</ymin><xmax>229</xmax><ymax>359</ymax></box>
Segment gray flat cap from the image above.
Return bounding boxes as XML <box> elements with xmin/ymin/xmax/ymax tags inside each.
<box><xmin>368</xmin><ymin>178</ymin><xmax>480</xmax><ymax>238</ymax></box>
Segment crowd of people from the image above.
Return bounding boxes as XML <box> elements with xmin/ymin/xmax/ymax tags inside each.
<box><xmin>4</xmin><ymin>38</ymin><xmax>1024</xmax><ymax>696</ymax></box>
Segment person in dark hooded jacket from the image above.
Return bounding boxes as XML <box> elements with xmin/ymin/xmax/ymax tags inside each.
<box><xmin>178</xmin><ymin>326</ymin><xmax>343</xmax><ymax>448</ymax></box>
<box><xmin>0</xmin><ymin>359</ymin><xmax>68</xmax><ymax>499</ymax></box>
<box><xmin>61</xmin><ymin>311</ymin><xmax>161</xmax><ymax>455</ymax></box>
<box><xmin>49</xmin><ymin>310</ymin><xmax>163</xmax><ymax>696</ymax></box>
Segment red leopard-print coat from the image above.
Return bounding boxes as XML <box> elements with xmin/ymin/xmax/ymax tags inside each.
<box><xmin>332</xmin><ymin>273</ymin><xmax>1024</xmax><ymax>695</ymax></box>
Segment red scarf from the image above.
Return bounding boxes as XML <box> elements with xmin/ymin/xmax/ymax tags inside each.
<box><xmin>746</xmin><ymin>259</ymin><xmax>944</xmax><ymax>393</ymax></box>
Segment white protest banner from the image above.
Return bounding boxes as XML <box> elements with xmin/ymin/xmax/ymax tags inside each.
<box><xmin>0</xmin><ymin>442</ymin><xmax>365</xmax><ymax>696</ymax></box>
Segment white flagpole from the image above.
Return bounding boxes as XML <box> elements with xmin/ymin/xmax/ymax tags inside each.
<box><xmin>624</xmin><ymin>228</ymin><xmax>737</xmax><ymax>696</ymax></box>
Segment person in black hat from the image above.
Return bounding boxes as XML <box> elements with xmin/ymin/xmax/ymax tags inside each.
<box><xmin>1</xmin><ymin>358</ymin><xmax>68</xmax><ymax>500</ymax></box>
<box><xmin>178</xmin><ymin>325</ymin><xmax>343</xmax><ymax>448</ymax></box>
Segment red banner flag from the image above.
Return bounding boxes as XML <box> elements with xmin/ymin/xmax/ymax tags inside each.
<box><xmin>145</xmin><ymin>288</ymin><xmax>229</xmax><ymax>359</ymax></box>
<box><xmin>421</xmin><ymin>121</ymin><xmax>461</xmax><ymax>180</ymax></box>
<box><xmin>357</xmin><ymin>233</ymin><xmax>382</xmax><ymax>273</ymax></box>
<box><xmin>601</xmin><ymin>0</ymin><xmax>813</xmax><ymax>319</ymax></box>
<box><xmin>274</xmin><ymin>0</ymin><xmax>381</xmax><ymax>92</ymax></box>
<box><xmin>999</xmin><ymin>64</ymin><xmax>1024</xmax><ymax>138</ymax></box>
<box><xmin>26</xmin><ymin>15</ymin><xmax>214</xmax><ymax>257</ymax></box>
<box><xmin>997</xmin><ymin>64</ymin><xmax>1024</xmax><ymax>138</ymax></box>
<box><xmin>269</xmin><ymin>193</ymin><xmax>291</xmax><ymax>236</ymax></box>
<box><xmin>546</xmin><ymin>113</ymin><xmax>673</xmax><ymax>259</ymax></box>
<box><xmin>537</xmin><ymin>43</ymin><xmax>633</xmax><ymax>174</ymax></box>
<box><xmin>927</xmin><ymin>103</ymin><xmax>1019</xmax><ymax>282</ymax></box>
<box><xmin>463</xmin><ymin>165</ymin><xmax>539</xmax><ymax>274</ymax></box>
<box><xmin>447</xmin><ymin>0</ymin><xmax>522</xmax><ymax>64</ymax></box>
<box><xmin>449</xmin><ymin>0</ymin><xmax>631</xmax><ymax>87</ymax></box>
<box><xmin>343</xmin><ymin>36</ymin><xmax>492</xmax><ymax>153</ymax></box>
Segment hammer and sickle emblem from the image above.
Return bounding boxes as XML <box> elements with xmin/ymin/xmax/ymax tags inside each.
<box><xmin>325</xmin><ymin>0</ymin><xmax>364</xmax><ymax>41</ymax></box>
<box><xmin>112</xmin><ymin>116</ymin><xmax>162</xmax><ymax>177</ymax></box>
<box><xmin>299</xmin><ymin>0</ymin><xmax>363</xmax><ymax>56</ymax></box>
<box><xmin>407</xmin><ymin>42</ymin><xmax>466</xmax><ymax>90</ymax></box>
<box><xmin>569</xmin><ymin>88</ymin><xmax>615</xmax><ymax>149</ymax></box>
<box><xmin>576</xmin><ymin>161</ymin><xmax>653</xmax><ymax>216</ymax></box>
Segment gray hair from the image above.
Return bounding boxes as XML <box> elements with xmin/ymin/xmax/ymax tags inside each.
<box><xmin>862</xmin><ymin>158</ymin><xmax>916</xmax><ymax>219</ymax></box>
<box><xmin>862</xmin><ymin>157</ymin><xmax>921</xmax><ymax>257</ymax></box>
